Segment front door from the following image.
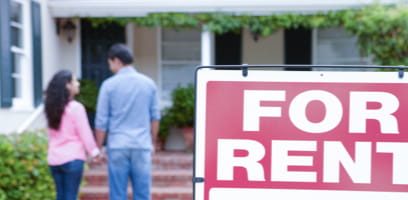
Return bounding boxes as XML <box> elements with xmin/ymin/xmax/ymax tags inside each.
<box><xmin>81</xmin><ymin>19</ymin><xmax>125</xmax><ymax>86</ymax></box>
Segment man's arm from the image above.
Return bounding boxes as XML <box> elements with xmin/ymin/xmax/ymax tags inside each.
<box><xmin>95</xmin><ymin>129</ymin><xmax>107</xmax><ymax>149</ymax></box>
<box><xmin>151</xmin><ymin>120</ymin><xmax>160</xmax><ymax>151</ymax></box>
<box><xmin>94</xmin><ymin>82</ymin><xmax>109</xmax><ymax>149</ymax></box>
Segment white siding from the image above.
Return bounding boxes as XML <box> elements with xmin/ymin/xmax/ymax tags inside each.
<box><xmin>0</xmin><ymin>0</ymin><xmax>59</xmax><ymax>134</ymax></box>
<box><xmin>133</xmin><ymin>26</ymin><xmax>159</xmax><ymax>83</ymax></box>
<box><xmin>58</xmin><ymin>19</ymin><xmax>81</xmax><ymax>77</ymax></box>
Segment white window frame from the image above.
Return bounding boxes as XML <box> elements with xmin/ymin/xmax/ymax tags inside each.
<box><xmin>10</xmin><ymin>0</ymin><xmax>33</xmax><ymax>111</ymax></box>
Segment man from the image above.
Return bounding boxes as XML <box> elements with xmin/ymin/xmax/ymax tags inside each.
<box><xmin>95</xmin><ymin>43</ymin><xmax>160</xmax><ymax>200</ymax></box>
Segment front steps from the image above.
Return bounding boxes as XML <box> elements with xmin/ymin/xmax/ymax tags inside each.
<box><xmin>80</xmin><ymin>151</ymin><xmax>193</xmax><ymax>200</ymax></box>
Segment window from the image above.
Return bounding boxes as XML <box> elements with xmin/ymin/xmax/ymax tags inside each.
<box><xmin>11</xmin><ymin>2</ymin><xmax>23</xmax><ymax>48</ymax></box>
<box><xmin>10</xmin><ymin>0</ymin><xmax>33</xmax><ymax>110</ymax></box>
<box><xmin>312</xmin><ymin>27</ymin><xmax>371</xmax><ymax>70</ymax></box>
<box><xmin>160</xmin><ymin>28</ymin><xmax>201</xmax><ymax>105</ymax></box>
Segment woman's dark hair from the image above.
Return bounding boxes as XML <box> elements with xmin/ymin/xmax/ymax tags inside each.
<box><xmin>44</xmin><ymin>70</ymin><xmax>73</xmax><ymax>130</ymax></box>
<box><xmin>107</xmin><ymin>43</ymin><xmax>133</xmax><ymax>65</ymax></box>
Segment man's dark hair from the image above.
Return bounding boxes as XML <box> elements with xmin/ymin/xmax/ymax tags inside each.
<box><xmin>107</xmin><ymin>43</ymin><xmax>133</xmax><ymax>65</ymax></box>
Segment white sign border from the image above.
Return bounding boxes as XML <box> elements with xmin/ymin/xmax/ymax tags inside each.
<box><xmin>194</xmin><ymin>68</ymin><xmax>408</xmax><ymax>200</ymax></box>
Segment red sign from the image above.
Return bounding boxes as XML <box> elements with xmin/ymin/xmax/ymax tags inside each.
<box><xmin>195</xmin><ymin>71</ymin><xmax>408</xmax><ymax>200</ymax></box>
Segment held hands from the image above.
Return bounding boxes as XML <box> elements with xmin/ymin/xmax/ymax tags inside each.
<box><xmin>93</xmin><ymin>152</ymin><xmax>107</xmax><ymax>164</ymax></box>
<box><xmin>88</xmin><ymin>148</ymin><xmax>107</xmax><ymax>167</ymax></box>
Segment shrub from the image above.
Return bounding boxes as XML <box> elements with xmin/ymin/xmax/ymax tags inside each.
<box><xmin>75</xmin><ymin>79</ymin><xmax>99</xmax><ymax>113</ymax></box>
<box><xmin>159</xmin><ymin>84</ymin><xmax>195</xmax><ymax>139</ymax></box>
<box><xmin>0</xmin><ymin>130</ymin><xmax>55</xmax><ymax>200</ymax></box>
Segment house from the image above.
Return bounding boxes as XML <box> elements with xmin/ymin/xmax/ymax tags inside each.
<box><xmin>0</xmin><ymin>0</ymin><xmax>401</xmax><ymax>134</ymax></box>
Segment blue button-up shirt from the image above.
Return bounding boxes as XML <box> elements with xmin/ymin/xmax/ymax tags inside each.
<box><xmin>95</xmin><ymin>66</ymin><xmax>160</xmax><ymax>149</ymax></box>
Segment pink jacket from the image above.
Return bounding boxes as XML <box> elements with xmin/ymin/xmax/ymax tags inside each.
<box><xmin>47</xmin><ymin>100</ymin><xmax>99</xmax><ymax>166</ymax></box>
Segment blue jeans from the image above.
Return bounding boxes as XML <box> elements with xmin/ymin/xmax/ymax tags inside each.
<box><xmin>107</xmin><ymin>149</ymin><xmax>152</xmax><ymax>200</ymax></box>
<box><xmin>50</xmin><ymin>159</ymin><xmax>84</xmax><ymax>200</ymax></box>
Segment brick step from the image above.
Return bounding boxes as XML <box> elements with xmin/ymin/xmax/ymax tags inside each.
<box><xmin>80</xmin><ymin>186</ymin><xmax>192</xmax><ymax>200</ymax></box>
<box><xmin>81</xmin><ymin>151</ymin><xmax>194</xmax><ymax>200</ymax></box>
<box><xmin>153</xmin><ymin>151</ymin><xmax>193</xmax><ymax>170</ymax></box>
<box><xmin>89</xmin><ymin>151</ymin><xmax>194</xmax><ymax>170</ymax></box>
<box><xmin>84</xmin><ymin>169</ymin><xmax>193</xmax><ymax>187</ymax></box>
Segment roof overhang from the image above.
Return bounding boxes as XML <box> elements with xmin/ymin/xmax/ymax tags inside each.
<box><xmin>49</xmin><ymin>0</ymin><xmax>402</xmax><ymax>18</ymax></box>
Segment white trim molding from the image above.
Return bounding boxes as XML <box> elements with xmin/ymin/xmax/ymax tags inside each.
<box><xmin>48</xmin><ymin>0</ymin><xmax>401</xmax><ymax>17</ymax></box>
<box><xmin>16</xmin><ymin>104</ymin><xmax>44</xmax><ymax>133</ymax></box>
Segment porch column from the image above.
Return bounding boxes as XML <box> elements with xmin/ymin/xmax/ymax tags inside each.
<box><xmin>201</xmin><ymin>26</ymin><xmax>214</xmax><ymax>66</ymax></box>
<box><xmin>126</xmin><ymin>23</ymin><xmax>134</xmax><ymax>50</ymax></box>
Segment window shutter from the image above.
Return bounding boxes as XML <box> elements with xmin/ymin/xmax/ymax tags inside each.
<box><xmin>0</xmin><ymin>0</ymin><xmax>12</xmax><ymax>108</ymax></box>
<box><xmin>32</xmin><ymin>1</ymin><xmax>42</xmax><ymax>107</ymax></box>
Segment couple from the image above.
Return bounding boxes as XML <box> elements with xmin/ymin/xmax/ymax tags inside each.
<box><xmin>44</xmin><ymin>43</ymin><xmax>160</xmax><ymax>200</ymax></box>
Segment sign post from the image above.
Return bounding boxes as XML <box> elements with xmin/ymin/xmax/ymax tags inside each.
<box><xmin>194</xmin><ymin>66</ymin><xmax>408</xmax><ymax>200</ymax></box>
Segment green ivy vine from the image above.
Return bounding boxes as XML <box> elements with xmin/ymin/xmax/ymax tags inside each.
<box><xmin>85</xmin><ymin>4</ymin><xmax>408</xmax><ymax>65</ymax></box>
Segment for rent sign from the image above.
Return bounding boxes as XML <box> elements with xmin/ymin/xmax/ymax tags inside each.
<box><xmin>194</xmin><ymin>69</ymin><xmax>408</xmax><ymax>200</ymax></box>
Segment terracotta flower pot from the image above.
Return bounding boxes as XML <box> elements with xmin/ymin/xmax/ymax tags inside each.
<box><xmin>181</xmin><ymin>127</ymin><xmax>194</xmax><ymax>152</ymax></box>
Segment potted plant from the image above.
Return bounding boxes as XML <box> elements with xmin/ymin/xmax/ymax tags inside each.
<box><xmin>159</xmin><ymin>84</ymin><xmax>195</xmax><ymax>151</ymax></box>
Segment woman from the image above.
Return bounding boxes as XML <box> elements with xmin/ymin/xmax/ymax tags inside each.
<box><xmin>44</xmin><ymin>70</ymin><xmax>100</xmax><ymax>200</ymax></box>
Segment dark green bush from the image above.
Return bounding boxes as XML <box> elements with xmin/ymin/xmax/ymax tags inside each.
<box><xmin>75</xmin><ymin>79</ymin><xmax>99</xmax><ymax>113</ymax></box>
<box><xmin>159</xmin><ymin>84</ymin><xmax>195</xmax><ymax>139</ymax></box>
<box><xmin>0</xmin><ymin>131</ymin><xmax>55</xmax><ymax>200</ymax></box>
